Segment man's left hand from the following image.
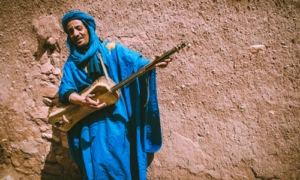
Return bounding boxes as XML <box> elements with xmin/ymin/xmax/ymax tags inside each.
<box><xmin>149</xmin><ymin>55</ymin><xmax>173</xmax><ymax>70</ymax></box>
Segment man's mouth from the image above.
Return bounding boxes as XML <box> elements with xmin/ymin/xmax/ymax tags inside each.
<box><xmin>75</xmin><ymin>36</ymin><xmax>84</xmax><ymax>43</ymax></box>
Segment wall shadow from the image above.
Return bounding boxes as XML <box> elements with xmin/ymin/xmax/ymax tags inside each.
<box><xmin>40</xmin><ymin>126</ymin><xmax>82</xmax><ymax>180</ymax></box>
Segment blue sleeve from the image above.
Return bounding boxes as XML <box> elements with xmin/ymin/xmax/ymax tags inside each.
<box><xmin>58</xmin><ymin>60</ymin><xmax>77</xmax><ymax>103</ymax></box>
<box><xmin>112</xmin><ymin>42</ymin><xmax>162</xmax><ymax>153</ymax></box>
<box><xmin>114</xmin><ymin>42</ymin><xmax>151</xmax><ymax>72</ymax></box>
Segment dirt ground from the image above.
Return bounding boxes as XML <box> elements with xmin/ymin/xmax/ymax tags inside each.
<box><xmin>0</xmin><ymin>0</ymin><xmax>300</xmax><ymax>179</ymax></box>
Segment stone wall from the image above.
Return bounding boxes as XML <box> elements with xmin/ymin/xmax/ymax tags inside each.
<box><xmin>0</xmin><ymin>0</ymin><xmax>300</xmax><ymax>179</ymax></box>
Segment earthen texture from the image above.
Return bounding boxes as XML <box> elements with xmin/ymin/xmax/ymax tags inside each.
<box><xmin>0</xmin><ymin>0</ymin><xmax>300</xmax><ymax>179</ymax></box>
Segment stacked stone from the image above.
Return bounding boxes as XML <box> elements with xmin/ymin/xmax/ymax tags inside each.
<box><xmin>0</xmin><ymin>16</ymin><xmax>82</xmax><ymax>180</ymax></box>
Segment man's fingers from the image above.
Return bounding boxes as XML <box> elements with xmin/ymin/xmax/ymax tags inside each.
<box><xmin>90</xmin><ymin>102</ymin><xmax>106</xmax><ymax>109</ymax></box>
<box><xmin>156</xmin><ymin>62</ymin><xmax>168</xmax><ymax>68</ymax></box>
<box><xmin>87</xmin><ymin>97</ymin><xmax>100</xmax><ymax>106</ymax></box>
<box><xmin>86</xmin><ymin>94</ymin><xmax>95</xmax><ymax>98</ymax></box>
<box><xmin>95</xmin><ymin>102</ymin><xmax>106</xmax><ymax>109</ymax></box>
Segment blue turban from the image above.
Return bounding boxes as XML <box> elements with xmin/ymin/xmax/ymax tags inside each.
<box><xmin>62</xmin><ymin>11</ymin><xmax>105</xmax><ymax>79</ymax></box>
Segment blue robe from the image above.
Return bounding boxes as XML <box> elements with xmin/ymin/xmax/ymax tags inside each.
<box><xmin>58</xmin><ymin>41</ymin><xmax>162</xmax><ymax>180</ymax></box>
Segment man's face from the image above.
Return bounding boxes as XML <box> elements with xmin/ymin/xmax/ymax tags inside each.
<box><xmin>67</xmin><ymin>19</ymin><xmax>90</xmax><ymax>49</ymax></box>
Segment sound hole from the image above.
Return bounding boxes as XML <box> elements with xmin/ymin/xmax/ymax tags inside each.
<box><xmin>55</xmin><ymin>121</ymin><xmax>62</xmax><ymax>127</ymax></box>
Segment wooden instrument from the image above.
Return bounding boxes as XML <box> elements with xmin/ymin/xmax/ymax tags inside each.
<box><xmin>49</xmin><ymin>41</ymin><xmax>186</xmax><ymax>131</ymax></box>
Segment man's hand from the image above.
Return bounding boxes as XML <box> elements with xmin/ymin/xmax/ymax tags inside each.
<box><xmin>70</xmin><ymin>93</ymin><xmax>106</xmax><ymax>110</ymax></box>
<box><xmin>149</xmin><ymin>55</ymin><xmax>173</xmax><ymax>70</ymax></box>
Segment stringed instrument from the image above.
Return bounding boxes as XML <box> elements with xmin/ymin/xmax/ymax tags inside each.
<box><xmin>49</xmin><ymin>41</ymin><xmax>186</xmax><ymax>131</ymax></box>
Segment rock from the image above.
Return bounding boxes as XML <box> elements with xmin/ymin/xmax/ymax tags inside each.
<box><xmin>45</xmin><ymin>152</ymin><xmax>57</xmax><ymax>163</ymax></box>
<box><xmin>43</xmin><ymin>98</ymin><xmax>52</xmax><ymax>106</ymax></box>
<box><xmin>45</xmin><ymin>142</ymin><xmax>51</xmax><ymax>154</ymax></box>
<box><xmin>40</xmin><ymin>126</ymin><xmax>49</xmax><ymax>132</ymax></box>
<box><xmin>248</xmin><ymin>45</ymin><xmax>266</xmax><ymax>53</ymax></box>
<box><xmin>30</xmin><ymin>106</ymin><xmax>49</xmax><ymax>120</ymax></box>
<box><xmin>38</xmin><ymin>106</ymin><xmax>49</xmax><ymax>119</ymax></box>
<box><xmin>11</xmin><ymin>157</ymin><xmax>20</xmax><ymax>167</ymax></box>
<box><xmin>40</xmin><ymin>60</ymin><xmax>53</xmax><ymax>74</ymax></box>
<box><xmin>15</xmin><ymin>167</ymin><xmax>34</xmax><ymax>175</ymax></box>
<box><xmin>251</xmin><ymin>159</ymin><xmax>278</xmax><ymax>179</ymax></box>
<box><xmin>10</xmin><ymin>143</ymin><xmax>19</xmax><ymax>149</ymax></box>
<box><xmin>52</xmin><ymin>68</ymin><xmax>61</xmax><ymax>75</ymax></box>
<box><xmin>4</xmin><ymin>158</ymin><xmax>11</xmax><ymax>165</ymax></box>
<box><xmin>53</xmin><ymin>146</ymin><xmax>63</xmax><ymax>155</ymax></box>
<box><xmin>41</xmin><ymin>155</ymin><xmax>45</xmax><ymax>163</ymax></box>
<box><xmin>247</xmin><ymin>17</ymin><xmax>256</xmax><ymax>22</ymax></box>
<box><xmin>50</xmin><ymin>53</ymin><xmax>60</xmax><ymax>66</ymax></box>
<box><xmin>22</xmin><ymin>50</ymin><xmax>31</xmax><ymax>58</ymax></box>
<box><xmin>24</xmin><ymin>73</ymin><xmax>31</xmax><ymax>82</ymax></box>
<box><xmin>60</xmin><ymin>132</ymin><xmax>69</xmax><ymax>148</ymax></box>
<box><xmin>39</xmin><ymin>52</ymin><xmax>49</xmax><ymax>65</ymax></box>
<box><xmin>42</xmin><ymin>163</ymin><xmax>63</xmax><ymax>175</ymax></box>
<box><xmin>53</xmin><ymin>135</ymin><xmax>60</xmax><ymax>142</ymax></box>
<box><xmin>49</xmin><ymin>74</ymin><xmax>56</xmax><ymax>83</ymax></box>
<box><xmin>39</xmin><ymin>82</ymin><xmax>58</xmax><ymax>98</ymax></box>
<box><xmin>32</xmin><ymin>16</ymin><xmax>61</xmax><ymax>43</ymax></box>
<box><xmin>158</xmin><ymin>131</ymin><xmax>208</xmax><ymax>174</ymax></box>
<box><xmin>20</xmin><ymin>141</ymin><xmax>38</xmax><ymax>154</ymax></box>
<box><xmin>23</xmin><ymin>158</ymin><xmax>38</xmax><ymax>168</ymax></box>
<box><xmin>42</xmin><ymin>133</ymin><xmax>52</xmax><ymax>139</ymax></box>
<box><xmin>138</xmin><ymin>32</ymin><xmax>149</xmax><ymax>41</ymax></box>
<box><xmin>34</xmin><ymin>138</ymin><xmax>44</xmax><ymax>143</ymax></box>
<box><xmin>205</xmin><ymin>170</ymin><xmax>221</xmax><ymax>179</ymax></box>
<box><xmin>56</xmin><ymin>155</ymin><xmax>64</xmax><ymax>165</ymax></box>
<box><xmin>46</xmin><ymin>37</ymin><xmax>56</xmax><ymax>50</ymax></box>
<box><xmin>49</xmin><ymin>74</ymin><xmax>56</xmax><ymax>79</ymax></box>
<box><xmin>32</xmin><ymin>73</ymin><xmax>48</xmax><ymax>81</ymax></box>
<box><xmin>46</xmin><ymin>37</ymin><xmax>56</xmax><ymax>46</ymax></box>
<box><xmin>12</xmin><ymin>103</ymin><xmax>20</xmax><ymax>112</ymax></box>
<box><xmin>1</xmin><ymin>175</ymin><xmax>14</xmax><ymax>180</ymax></box>
<box><xmin>42</xmin><ymin>133</ymin><xmax>60</xmax><ymax>142</ymax></box>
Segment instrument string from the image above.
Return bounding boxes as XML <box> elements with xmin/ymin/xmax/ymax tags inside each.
<box><xmin>85</xmin><ymin>46</ymin><xmax>180</xmax><ymax>107</ymax></box>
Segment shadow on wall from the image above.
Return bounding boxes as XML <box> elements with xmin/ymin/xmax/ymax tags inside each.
<box><xmin>40</xmin><ymin>127</ymin><xmax>82</xmax><ymax>180</ymax></box>
<box><xmin>34</xmin><ymin>36</ymin><xmax>83</xmax><ymax>179</ymax></box>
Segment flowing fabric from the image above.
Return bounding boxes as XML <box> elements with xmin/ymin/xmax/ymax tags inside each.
<box><xmin>59</xmin><ymin>11</ymin><xmax>162</xmax><ymax>180</ymax></box>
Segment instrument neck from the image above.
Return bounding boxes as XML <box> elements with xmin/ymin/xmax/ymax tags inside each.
<box><xmin>110</xmin><ymin>47</ymin><xmax>177</xmax><ymax>92</ymax></box>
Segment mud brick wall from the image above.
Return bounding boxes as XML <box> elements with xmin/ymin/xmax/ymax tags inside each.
<box><xmin>0</xmin><ymin>0</ymin><xmax>300</xmax><ymax>179</ymax></box>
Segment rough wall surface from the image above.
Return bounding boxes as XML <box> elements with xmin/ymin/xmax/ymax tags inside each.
<box><xmin>0</xmin><ymin>0</ymin><xmax>300</xmax><ymax>179</ymax></box>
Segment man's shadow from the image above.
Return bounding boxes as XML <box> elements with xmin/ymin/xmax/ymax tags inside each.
<box><xmin>40</xmin><ymin>127</ymin><xmax>83</xmax><ymax>180</ymax></box>
<box><xmin>33</xmin><ymin>41</ymin><xmax>83</xmax><ymax>180</ymax></box>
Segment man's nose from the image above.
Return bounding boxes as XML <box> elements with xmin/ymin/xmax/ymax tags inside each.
<box><xmin>73</xmin><ymin>29</ymin><xmax>80</xmax><ymax>36</ymax></box>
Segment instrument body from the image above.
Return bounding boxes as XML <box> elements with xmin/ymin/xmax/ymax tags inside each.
<box><xmin>49</xmin><ymin>76</ymin><xmax>120</xmax><ymax>131</ymax></box>
<box><xmin>49</xmin><ymin>41</ymin><xmax>186</xmax><ymax>132</ymax></box>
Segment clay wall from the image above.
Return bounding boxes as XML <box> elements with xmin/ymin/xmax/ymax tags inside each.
<box><xmin>0</xmin><ymin>0</ymin><xmax>300</xmax><ymax>179</ymax></box>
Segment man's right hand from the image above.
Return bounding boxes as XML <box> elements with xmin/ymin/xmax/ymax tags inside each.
<box><xmin>70</xmin><ymin>93</ymin><xmax>106</xmax><ymax>110</ymax></box>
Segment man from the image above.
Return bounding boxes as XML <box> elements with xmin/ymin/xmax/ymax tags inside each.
<box><xmin>58</xmin><ymin>11</ymin><xmax>172</xmax><ymax>180</ymax></box>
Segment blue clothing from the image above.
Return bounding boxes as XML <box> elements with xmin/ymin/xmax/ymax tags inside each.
<box><xmin>58</xmin><ymin>41</ymin><xmax>162</xmax><ymax>180</ymax></box>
